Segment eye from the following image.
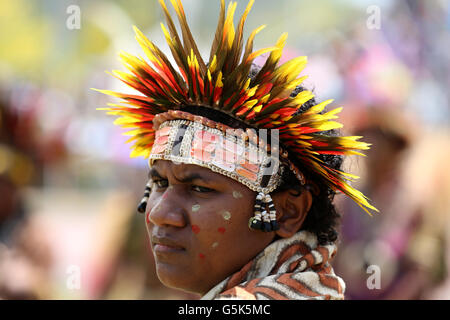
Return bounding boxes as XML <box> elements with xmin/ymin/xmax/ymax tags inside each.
<box><xmin>192</xmin><ymin>185</ymin><xmax>215</xmax><ymax>193</ymax></box>
<box><xmin>153</xmin><ymin>179</ymin><xmax>168</xmax><ymax>189</ymax></box>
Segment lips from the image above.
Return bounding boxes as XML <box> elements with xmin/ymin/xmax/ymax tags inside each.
<box><xmin>151</xmin><ymin>234</ymin><xmax>185</xmax><ymax>253</ymax></box>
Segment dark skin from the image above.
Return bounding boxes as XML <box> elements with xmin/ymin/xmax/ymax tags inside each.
<box><xmin>145</xmin><ymin>160</ymin><xmax>312</xmax><ymax>296</ymax></box>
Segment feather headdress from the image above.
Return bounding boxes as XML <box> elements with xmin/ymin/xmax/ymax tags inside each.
<box><xmin>95</xmin><ymin>0</ymin><xmax>378</xmax><ymax>216</ymax></box>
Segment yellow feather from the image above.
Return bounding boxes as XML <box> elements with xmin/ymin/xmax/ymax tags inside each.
<box><xmin>223</xmin><ymin>2</ymin><xmax>237</xmax><ymax>48</ymax></box>
<box><xmin>92</xmin><ymin>88</ymin><xmax>123</xmax><ymax>99</ymax></box>
<box><xmin>243</xmin><ymin>78</ymin><xmax>251</xmax><ymax>91</ymax></box>
<box><xmin>276</xmin><ymin>32</ymin><xmax>288</xmax><ymax>48</ymax></box>
<box><xmin>133</xmin><ymin>26</ymin><xmax>162</xmax><ymax>68</ymax></box>
<box><xmin>268</xmin><ymin>33</ymin><xmax>288</xmax><ymax>62</ymax></box>
<box><xmin>260</xmin><ymin>94</ymin><xmax>270</xmax><ymax>104</ymax></box>
<box><xmin>215</xmin><ymin>71</ymin><xmax>223</xmax><ymax>88</ymax></box>
<box><xmin>274</xmin><ymin>56</ymin><xmax>307</xmax><ymax>83</ymax></box>
<box><xmin>112</xmin><ymin>70</ymin><xmax>135</xmax><ymax>83</ymax></box>
<box><xmin>125</xmin><ymin>135</ymin><xmax>139</xmax><ymax>144</ymax></box>
<box><xmin>315</xmin><ymin>121</ymin><xmax>343</xmax><ymax>131</ymax></box>
<box><xmin>245</xmin><ymin>46</ymin><xmax>278</xmax><ymax>63</ymax></box>
<box><xmin>302</xmin><ymin>99</ymin><xmax>334</xmax><ymax>116</ymax></box>
<box><xmin>321</xmin><ymin>107</ymin><xmax>343</xmax><ymax>120</ymax></box>
<box><xmin>130</xmin><ymin>147</ymin><xmax>146</xmax><ymax>158</ymax></box>
<box><xmin>124</xmin><ymin>129</ymin><xmax>145</xmax><ymax>136</ymax></box>
<box><xmin>208</xmin><ymin>55</ymin><xmax>217</xmax><ymax>73</ymax></box>
<box><xmin>246</xmin><ymin>85</ymin><xmax>258</xmax><ymax>98</ymax></box>
<box><xmin>339</xmin><ymin>171</ymin><xmax>360</xmax><ymax>180</ymax></box>
<box><xmin>114</xmin><ymin>117</ymin><xmax>141</xmax><ymax>125</ymax></box>
<box><xmin>253</xmin><ymin>104</ymin><xmax>263</xmax><ymax>113</ymax></box>
<box><xmin>160</xmin><ymin>22</ymin><xmax>172</xmax><ymax>42</ymax></box>
<box><xmin>285</xmin><ymin>76</ymin><xmax>308</xmax><ymax>91</ymax></box>
<box><xmin>345</xmin><ymin>150</ymin><xmax>367</xmax><ymax>157</ymax></box>
<box><xmin>291</xmin><ymin>90</ymin><xmax>314</xmax><ymax>106</ymax></box>
<box><xmin>242</xmin><ymin>24</ymin><xmax>266</xmax><ymax>62</ymax></box>
<box><xmin>296</xmin><ymin>140</ymin><xmax>312</xmax><ymax>147</ymax></box>
<box><xmin>243</xmin><ymin>99</ymin><xmax>258</xmax><ymax>109</ymax></box>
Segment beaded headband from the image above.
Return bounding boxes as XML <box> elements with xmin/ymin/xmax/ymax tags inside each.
<box><xmin>150</xmin><ymin>120</ymin><xmax>282</xmax><ymax>194</ymax></box>
<box><xmin>97</xmin><ymin>0</ymin><xmax>378</xmax><ymax>232</ymax></box>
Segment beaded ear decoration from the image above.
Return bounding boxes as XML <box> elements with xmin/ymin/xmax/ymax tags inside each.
<box><xmin>96</xmin><ymin>0</ymin><xmax>378</xmax><ymax>231</ymax></box>
<box><xmin>137</xmin><ymin>180</ymin><xmax>152</xmax><ymax>213</ymax></box>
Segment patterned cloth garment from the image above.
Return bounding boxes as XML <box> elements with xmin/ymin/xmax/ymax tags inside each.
<box><xmin>201</xmin><ymin>230</ymin><xmax>345</xmax><ymax>300</ymax></box>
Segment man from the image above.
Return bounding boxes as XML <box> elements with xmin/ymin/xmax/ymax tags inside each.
<box><xmin>97</xmin><ymin>0</ymin><xmax>377</xmax><ymax>299</ymax></box>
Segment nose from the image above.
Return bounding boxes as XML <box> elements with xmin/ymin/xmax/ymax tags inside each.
<box><xmin>147</xmin><ymin>188</ymin><xmax>187</xmax><ymax>228</ymax></box>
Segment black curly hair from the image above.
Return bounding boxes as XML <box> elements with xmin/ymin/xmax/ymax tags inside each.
<box><xmin>180</xmin><ymin>64</ymin><xmax>342</xmax><ymax>245</ymax></box>
<box><xmin>271</xmin><ymin>90</ymin><xmax>342</xmax><ymax>245</ymax></box>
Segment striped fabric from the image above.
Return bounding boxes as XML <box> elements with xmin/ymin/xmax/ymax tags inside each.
<box><xmin>201</xmin><ymin>230</ymin><xmax>346</xmax><ymax>300</ymax></box>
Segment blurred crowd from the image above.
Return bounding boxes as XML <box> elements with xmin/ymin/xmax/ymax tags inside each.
<box><xmin>0</xmin><ymin>0</ymin><xmax>449</xmax><ymax>299</ymax></box>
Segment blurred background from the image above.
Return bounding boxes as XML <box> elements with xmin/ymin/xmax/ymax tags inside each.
<box><xmin>0</xmin><ymin>0</ymin><xmax>449</xmax><ymax>299</ymax></box>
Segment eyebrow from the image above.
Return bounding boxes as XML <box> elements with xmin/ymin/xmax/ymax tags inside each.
<box><xmin>148</xmin><ymin>168</ymin><xmax>161</xmax><ymax>179</ymax></box>
<box><xmin>148</xmin><ymin>167</ymin><xmax>213</xmax><ymax>184</ymax></box>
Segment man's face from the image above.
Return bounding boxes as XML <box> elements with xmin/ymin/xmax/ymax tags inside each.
<box><xmin>145</xmin><ymin>160</ymin><xmax>275</xmax><ymax>295</ymax></box>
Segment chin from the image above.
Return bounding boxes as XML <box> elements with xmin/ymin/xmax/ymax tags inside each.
<box><xmin>156</xmin><ymin>262</ymin><xmax>191</xmax><ymax>290</ymax></box>
<box><xmin>156</xmin><ymin>263</ymin><xmax>209</xmax><ymax>295</ymax></box>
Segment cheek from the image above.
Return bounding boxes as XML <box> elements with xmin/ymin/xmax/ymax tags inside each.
<box><xmin>189</xmin><ymin>196</ymin><xmax>253</xmax><ymax>257</ymax></box>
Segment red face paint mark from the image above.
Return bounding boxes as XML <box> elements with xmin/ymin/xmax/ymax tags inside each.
<box><xmin>191</xmin><ymin>225</ymin><xmax>201</xmax><ymax>234</ymax></box>
<box><xmin>146</xmin><ymin>212</ymin><xmax>151</xmax><ymax>224</ymax></box>
<box><xmin>217</xmin><ymin>227</ymin><xmax>226</xmax><ymax>234</ymax></box>
<box><xmin>198</xmin><ymin>253</ymin><xmax>205</xmax><ymax>259</ymax></box>
<box><xmin>162</xmin><ymin>192</ymin><xmax>168</xmax><ymax>199</ymax></box>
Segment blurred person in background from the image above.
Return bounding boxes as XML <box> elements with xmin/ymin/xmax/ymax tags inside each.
<box><xmin>0</xmin><ymin>98</ymin><xmax>52</xmax><ymax>299</ymax></box>
<box><xmin>335</xmin><ymin>107</ymin><xmax>450</xmax><ymax>299</ymax></box>
<box><xmin>391</xmin><ymin>131</ymin><xmax>450</xmax><ymax>299</ymax></box>
<box><xmin>0</xmin><ymin>101</ymin><xmax>35</xmax><ymax>244</ymax></box>
<box><xmin>333</xmin><ymin>107</ymin><xmax>414</xmax><ymax>299</ymax></box>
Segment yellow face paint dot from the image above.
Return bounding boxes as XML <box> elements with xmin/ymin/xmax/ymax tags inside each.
<box><xmin>212</xmin><ymin>242</ymin><xmax>219</xmax><ymax>249</ymax></box>
<box><xmin>221</xmin><ymin>210</ymin><xmax>231</xmax><ymax>220</ymax></box>
<box><xmin>232</xmin><ymin>191</ymin><xmax>243</xmax><ymax>199</ymax></box>
<box><xmin>192</xmin><ymin>204</ymin><xmax>201</xmax><ymax>212</ymax></box>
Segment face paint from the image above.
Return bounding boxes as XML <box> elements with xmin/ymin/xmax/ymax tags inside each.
<box><xmin>198</xmin><ymin>253</ymin><xmax>205</xmax><ymax>259</ymax></box>
<box><xmin>221</xmin><ymin>210</ymin><xmax>231</xmax><ymax>221</ymax></box>
<box><xmin>191</xmin><ymin>225</ymin><xmax>201</xmax><ymax>234</ymax></box>
<box><xmin>217</xmin><ymin>227</ymin><xmax>226</xmax><ymax>234</ymax></box>
<box><xmin>232</xmin><ymin>190</ymin><xmax>243</xmax><ymax>199</ymax></box>
<box><xmin>212</xmin><ymin>242</ymin><xmax>219</xmax><ymax>249</ymax></box>
<box><xmin>192</xmin><ymin>204</ymin><xmax>201</xmax><ymax>212</ymax></box>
